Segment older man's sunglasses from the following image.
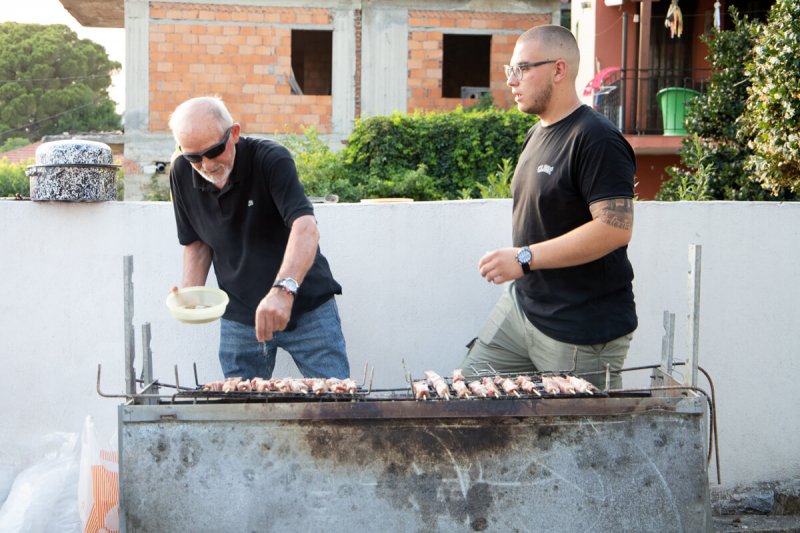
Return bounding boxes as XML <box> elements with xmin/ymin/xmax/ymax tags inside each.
<box><xmin>180</xmin><ymin>127</ymin><xmax>232</xmax><ymax>163</ymax></box>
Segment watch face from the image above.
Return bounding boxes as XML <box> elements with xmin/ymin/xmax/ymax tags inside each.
<box><xmin>276</xmin><ymin>278</ymin><xmax>298</xmax><ymax>293</ymax></box>
<box><xmin>517</xmin><ymin>248</ymin><xmax>532</xmax><ymax>265</ymax></box>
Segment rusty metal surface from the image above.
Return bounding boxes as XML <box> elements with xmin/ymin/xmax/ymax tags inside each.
<box><xmin>121</xmin><ymin>392</ymin><xmax>704</xmax><ymax>423</ymax></box>
<box><xmin>120</xmin><ymin>395</ymin><xmax>712</xmax><ymax>532</ymax></box>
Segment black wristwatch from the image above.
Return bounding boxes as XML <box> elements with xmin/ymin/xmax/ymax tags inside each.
<box><xmin>516</xmin><ymin>247</ymin><xmax>533</xmax><ymax>274</ymax></box>
<box><xmin>273</xmin><ymin>277</ymin><xmax>299</xmax><ymax>297</ymax></box>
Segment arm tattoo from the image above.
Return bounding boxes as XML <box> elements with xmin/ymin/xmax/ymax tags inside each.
<box><xmin>589</xmin><ymin>198</ymin><xmax>633</xmax><ymax>230</ymax></box>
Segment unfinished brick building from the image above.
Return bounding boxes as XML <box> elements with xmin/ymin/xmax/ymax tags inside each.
<box><xmin>60</xmin><ymin>0</ymin><xmax>561</xmax><ymax>198</ymax></box>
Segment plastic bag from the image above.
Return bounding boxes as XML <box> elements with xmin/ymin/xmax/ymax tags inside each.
<box><xmin>0</xmin><ymin>432</ymin><xmax>81</xmax><ymax>533</ymax></box>
<box><xmin>78</xmin><ymin>416</ymin><xmax>119</xmax><ymax>533</ymax></box>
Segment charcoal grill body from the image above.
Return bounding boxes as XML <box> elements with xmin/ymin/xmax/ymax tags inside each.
<box><xmin>119</xmin><ymin>390</ymin><xmax>712</xmax><ymax>532</ymax></box>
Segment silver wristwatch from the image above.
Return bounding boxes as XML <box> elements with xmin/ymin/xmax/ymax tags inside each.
<box><xmin>272</xmin><ymin>277</ymin><xmax>299</xmax><ymax>297</ymax></box>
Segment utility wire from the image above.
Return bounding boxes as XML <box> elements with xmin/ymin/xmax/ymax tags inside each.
<box><xmin>0</xmin><ymin>74</ymin><xmax>113</xmax><ymax>84</ymax></box>
<box><xmin>0</xmin><ymin>101</ymin><xmax>102</xmax><ymax>140</ymax></box>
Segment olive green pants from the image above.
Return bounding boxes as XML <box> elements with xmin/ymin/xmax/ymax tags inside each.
<box><xmin>461</xmin><ymin>283</ymin><xmax>633</xmax><ymax>389</ymax></box>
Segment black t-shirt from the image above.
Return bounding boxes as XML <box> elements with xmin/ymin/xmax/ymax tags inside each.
<box><xmin>169</xmin><ymin>136</ymin><xmax>342</xmax><ymax>327</ymax></box>
<box><xmin>511</xmin><ymin>105</ymin><xmax>637</xmax><ymax>344</ymax></box>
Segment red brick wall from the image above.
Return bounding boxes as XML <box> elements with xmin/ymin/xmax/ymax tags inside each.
<box><xmin>406</xmin><ymin>11</ymin><xmax>551</xmax><ymax>113</ymax></box>
<box><xmin>149</xmin><ymin>3</ymin><xmax>333</xmax><ymax>134</ymax></box>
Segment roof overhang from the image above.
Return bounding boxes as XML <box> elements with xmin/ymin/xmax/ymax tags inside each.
<box><xmin>58</xmin><ymin>0</ymin><xmax>124</xmax><ymax>28</ymax></box>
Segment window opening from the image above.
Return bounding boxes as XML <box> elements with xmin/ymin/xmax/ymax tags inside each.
<box><xmin>442</xmin><ymin>34</ymin><xmax>491</xmax><ymax>99</ymax></box>
<box><xmin>291</xmin><ymin>30</ymin><xmax>333</xmax><ymax>96</ymax></box>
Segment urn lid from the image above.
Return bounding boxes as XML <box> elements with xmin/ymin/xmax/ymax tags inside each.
<box><xmin>33</xmin><ymin>140</ymin><xmax>118</xmax><ymax>167</ymax></box>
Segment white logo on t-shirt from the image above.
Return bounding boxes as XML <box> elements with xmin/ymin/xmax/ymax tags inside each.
<box><xmin>537</xmin><ymin>164</ymin><xmax>554</xmax><ymax>175</ymax></box>
<box><xmin>247</xmin><ymin>200</ymin><xmax>254</xmax><ymax>207</ymax></box>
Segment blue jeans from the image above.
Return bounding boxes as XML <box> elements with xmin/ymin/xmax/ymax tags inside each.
<box><xmin>219</xmin><ymin>298</ymin><xmax>349</xmax><ymax>379</ymax></box>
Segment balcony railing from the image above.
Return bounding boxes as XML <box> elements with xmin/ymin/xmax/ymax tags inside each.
<box><xmin>587</xmin><ymin>67</ymin><xmax>711</xmax><ymax>135</ymax></box>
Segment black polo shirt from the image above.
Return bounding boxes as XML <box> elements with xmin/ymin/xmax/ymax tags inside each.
<box><xmin>512</xmin><ymin>105</ymin><xmax>637</xmax><ymax>345</ymax></box>
<box><xmin>169</xmin><ymin>136</ymin><xmax>342</xmax><ymax>328</ymax></box>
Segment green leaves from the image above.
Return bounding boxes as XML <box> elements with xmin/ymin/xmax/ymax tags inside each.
<box><xmin>739</xmin><ymin>0</ymin><xmax>800</xmax><ymax>194</ymax></box>
<box><xmin>284</xmin><ymin>108</ymin><xmax>535</xmax><ymax>202</ymax></box>
<box><xmin>341</xmin><ymin>107</ymin><xmax>536</xmax><ymax>200</ymax></box>
<box><xmin>0</xmin><ymin>22</ymin><xmax>121</xmax><ymax>143</ymax></box>
<box><xmin>660</xmin><ymin>5</ymin><xmax>798</xmax><ymax>201</ymax></box>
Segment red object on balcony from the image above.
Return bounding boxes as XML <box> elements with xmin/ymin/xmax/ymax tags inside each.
<box><xmin>583</xmin><ymin>66</ymin><xmax>621</xmax><ymax>96</ymax></box>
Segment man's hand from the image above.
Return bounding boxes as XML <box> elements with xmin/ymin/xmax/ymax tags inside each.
<box><xmin>479</xmin><ymin>247</ymin><xmax>524</xmax><ymax>284</ymax></box>
<box><xmin>255</xmin><ymin>288</ymin><xmax>294</xmax><ymax>342</ymax></box>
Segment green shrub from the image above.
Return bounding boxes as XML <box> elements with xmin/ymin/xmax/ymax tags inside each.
<box><xmin>475</xmin><ymin>158</ymin><xmax>514</xmax><ymax>199</ymax></box>
<box><xmin>739</xmin><ymin>0</ymin><xmax>800</xmax><ymax>195</ymax></box>
<box><xmin>340</xmin><ymin>107</ymin><xmax>536</xmax><ymax>200</ymax></box>
<box><xmin>0</xmin><ymin>158</ymin><xmax>30</xmax><ymax>197</ymax></box>
<box><xmin>280</xmin><ymin>127</ymin><xmax>361</xmax><ymax>203</ymax></box>
<box><xmin>660</xmin><ymin>5</ymin><xmax>798</xmax><ymax>200</ymax></box>
<box><xmin>282</xmin><ymin>109</ymin><xmax>535</xmax><ymax>202</ymax></box>
<box><xmin>0</xmin><ymin>137</ymin><xmax>30</xmax><ymax>153</ymax></box>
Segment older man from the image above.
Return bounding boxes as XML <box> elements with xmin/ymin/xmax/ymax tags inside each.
<box><xmin>461</xmin><ymin>25</ymin><xmax>637</xmax><ymax>388</ymax></box>
<box><xmin>168</xmin><ymin>96</ymin><xmax>349</xmax><ymax>380</ymax></box>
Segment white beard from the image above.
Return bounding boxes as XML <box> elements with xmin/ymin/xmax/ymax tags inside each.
<box><xmin>197</xmin><ymin>164</ymin><xmax>231</xmax><ymax>187</ymax></box>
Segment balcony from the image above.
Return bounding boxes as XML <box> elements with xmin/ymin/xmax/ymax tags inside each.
<box><xmin>586</xmin><ymin>67</ymin><xmax>711</xmax><ymax>137</ymax></box>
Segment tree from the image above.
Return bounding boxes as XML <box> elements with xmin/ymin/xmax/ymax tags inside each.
<box><xmin>0</xmin><ymin>22</ymin><xmax>121</xmax><ymax>143</ymax></box>
<box><xmin>739</xmin><ymin>0</ymin><xmax>800</xmax><ymax>195</ymax></box>
<box><xmin>658</xmin><ymin>7</ymin><xmax>796</xmax><ymax>201</ymax></box>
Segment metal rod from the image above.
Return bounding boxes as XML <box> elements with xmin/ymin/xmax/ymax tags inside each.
<box><xmin>661</xmin><ymin>310</ymin><xmax>676</xmax><ymax>373</ymax></box>
<box><xmin>687</xmin><ymin>244</ymin><xmax>702</xmax><ymax>387</ymax></box>
<box><xmin>123</xmin><ymin>255</ymin><xmax>136</xmax><ymax>397</ymax></box>
<box><xmin>621</xmin><ymin>11</ymin><xmax>628</xmax><ymax>130</ymax></box>
<box><xmin>141</xmin><ymin>322</ymin><xmax>153</xmax><ymax>384</ymax></box>
<box><xmin>140</xmin><ymin>323</ymin><xmax>159</xmax><ymax>404</ymax></box>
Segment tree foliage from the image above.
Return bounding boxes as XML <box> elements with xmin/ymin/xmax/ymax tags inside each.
<box><xmin>0</xmin><ymin>22</ymin><xmax>122</xmax><ymax>143</ymax></box>
<box><xmin>283</xmin><ymin>108</ymin><xmax>536</xmax><ymax>202</ymax></box>
<box><xmin>658</xmin><ymin>6</ymin><xmax>796</xmax><ymax>201</ymax></box>
<box><xmin>738</xmin><ymin>0</ymin><xmax>800</xmax><ymax>195</ymax></box>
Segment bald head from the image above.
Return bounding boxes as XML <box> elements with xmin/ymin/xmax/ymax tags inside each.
<box><xmin>169</xmin><ymin>96</ymin><xmax>234</xmax><ymax>143</ymax></box>
<box><xmin>518</xmin><ymin>25</ymin><xmax>580</xmax><ymax>80</ymax></box>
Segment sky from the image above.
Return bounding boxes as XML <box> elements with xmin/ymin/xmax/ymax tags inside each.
<box><xmin>0</xmin><ymin>0</ymin><xmax>126</xmax><ymax>113</ymax></box>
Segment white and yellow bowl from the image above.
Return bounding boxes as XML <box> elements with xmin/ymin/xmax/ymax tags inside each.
<box><xmin>166</xmin><ymin>286</ymin><xmax>229</xmax><ymax>324</ymax></box>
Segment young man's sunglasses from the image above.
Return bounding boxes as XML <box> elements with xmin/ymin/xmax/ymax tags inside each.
<box><xmin>180</xmin><ymin>127</ymin><xmax>232</xmax><ymax>163</ymax></box>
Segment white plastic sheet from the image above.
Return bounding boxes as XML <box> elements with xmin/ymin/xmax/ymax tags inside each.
<box><xmin>0</xmin><ymin>432</ymin><xmax>81</xmax><ymax>533</ymax></box>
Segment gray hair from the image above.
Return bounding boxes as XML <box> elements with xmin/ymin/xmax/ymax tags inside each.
<box><xmin>168</xmin><ymin>96</ymin><xmax>234</xmax><ymax>141</ymax></box>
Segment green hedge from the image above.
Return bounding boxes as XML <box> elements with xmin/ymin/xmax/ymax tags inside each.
<box><xmin>0</xmin><ymin>158</ymin><xmax>30</xmax><ymax>197</ymax></box>
<box><xmin>341</xmin><ymin>108</ymin><xmax>537</xmax><ymax>200</ymax></box>
<box><xmin>286</xmin><ymin>106</ymin><xmax>537</xmax><ymax>202</ymax></box>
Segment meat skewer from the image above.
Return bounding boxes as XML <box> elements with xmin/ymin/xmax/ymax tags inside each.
<box><xmin>288</xmin><ymin>379</ymin><xmax>309</xmax><ymax>394</ymax></box>
<box><xmin>342</xmin><ymin>378</ymin><xmax>359</xmax><ymax>395</ymax></box>
<box><xmin>326</xmin><ymin>378</ymin><xmax>348</xmax><ymax>393</ymax></box>
<box><xmin>540</xmin><ymin>376</ymin><xmax>561</xmax><ymax>395</ymax></box>
<box><xmin>424</xmin><ymin>370</ymin><xmax>451</xmax><ymax>399</ymax></box>
<box><xmin>310</xmin><ymin>378</ymin><xmax>329</xmax><ymax>395</ymax></box>
<box><xmin>514</xmin><ymin>375</ymin><xmax>542</xmax><ymax>397</ymax></box>
<box><xmin>481</xmin><ymin>377</ymin><xmax>501</xmax><ymax>397</ymax></box>
<box><xmin>565</xmin><ymin>375</ymin><xmax>595</xmax><ymax>394</ymax></box>
<box><xmin>467</xmin><ymin>380</ymin><xmax>488</xmax><ymax>398</ymax></box>
<box><xmin>550</xmin><ymin>376</ymin><xmax>577</xmax><ymax>395</ymax></box>
<box><xmin>452</xmin><ymin>369</ymin><xmax>465</xmax><ymax>383</ymax></box>
<box><xmin>499</xmin><ymin>378</ymin><xmax>521</xmax><ymax>397</ymax></box>
<box><xmin>452</xmin><ymin>380</ymin><xmax>471</xmax><ymax>399</ymax></box>
<box><xmin>412</xmin><ymin>380</ymin><xmax>430</xmax><ymax>400</ymax></box>
<box><xmin>222</xmin><ymin>377</ymin><xmax>242</xmax><ymax>393</ymax></box>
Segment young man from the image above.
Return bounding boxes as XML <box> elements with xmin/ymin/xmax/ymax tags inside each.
<box><xmin>461</xmin><ymin>25</ymin><xmax>637</xmax><ymax>388</ymax></box>
<box><xmin>168</xmin><ymin>96</ymin><xmax>349</xmax><ymax>380</ymax></box>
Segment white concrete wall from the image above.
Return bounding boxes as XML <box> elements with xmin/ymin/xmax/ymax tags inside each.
<box><xmin>0</xmin><ymin>200</ymin><xmax>798</xmax><ymax>491</ymax></box>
